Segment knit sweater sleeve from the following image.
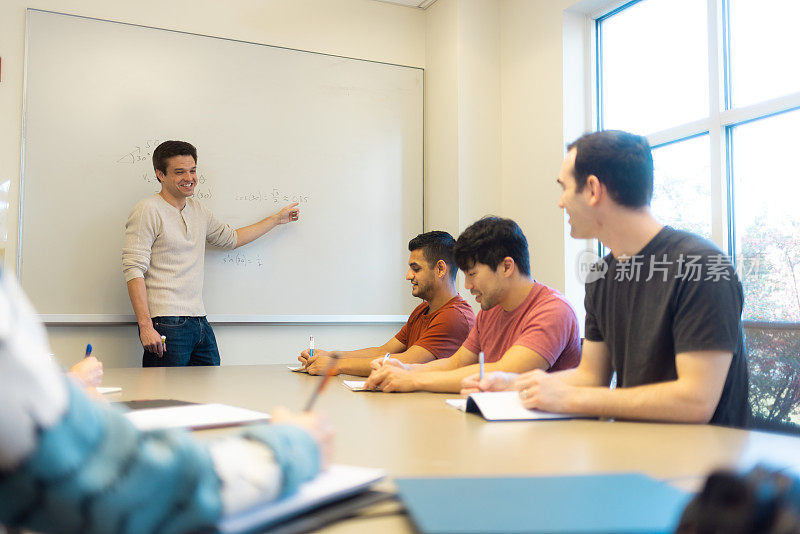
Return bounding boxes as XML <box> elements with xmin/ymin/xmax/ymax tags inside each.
<box><xmin>201</xmin><ymin>203</ymin><xmax>238</xmax><ymax>250</ymax></box>
<box><xmin>122</xmin><ymin>200</ymin><xmax>160</xmax><ymax>282</ymax></box>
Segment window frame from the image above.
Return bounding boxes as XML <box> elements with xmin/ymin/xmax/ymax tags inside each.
<box><xmin>591</xmin><ymin>0</ymin><xmax>800</xmax><ymax>271</ymax></box>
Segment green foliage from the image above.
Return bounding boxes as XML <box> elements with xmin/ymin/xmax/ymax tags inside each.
<box><xmin>746</xmin><ymin>326</ymin><xmax>800</xmax><ymax>432</ymax></box>
<box><xmin>740</xmin><ymin>217</ymin><xmax>800</xmax><ymax>322</ymax></box>
<box><xmin>739</xmin><ymin>219</ymin><xmax>800</xmax><ymax>432</ymax></box>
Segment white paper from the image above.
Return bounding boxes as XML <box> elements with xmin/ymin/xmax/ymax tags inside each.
<box><xmin>218</xmin><ymin>464</ymin><xmax>385</xmax><ymax>533</ymax></box>
<box><xmin>287</xmin><ymin>365</ymin><xmax>308</xmax><ymax>373</ymax></box>
<box><xmin>463</xmin><ymin>391</ymin><xmax>589</xmax><ymax>421</ymax></box>
<box><xmin>96</xmin><ymin>386</ymin><xmax>122</xmax><ymax>394</ymax></box>
<box><xmin>124</xmin><ymin>403</ymin><xmax>271</xmax><ymax>431</ymax></box>
<box><xmin>446</xmin><ymin>398</ymin><xmax>467</xmax><ymax>411</ymax></box>
<box><xmin>342</xmin><ymin>380</ymin><xmax>369</xmax><ymax>391</ymax></box>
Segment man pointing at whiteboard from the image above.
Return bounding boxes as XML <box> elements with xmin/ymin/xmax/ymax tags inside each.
<box><xmin>122</xmin><ymin>140</ymin><xmax>299</xmax><ymax>367</ymax></box>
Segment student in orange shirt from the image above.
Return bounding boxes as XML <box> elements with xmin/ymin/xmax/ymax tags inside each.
<box><xmin>299</xmin><ymin>231</ymin><xmax>475</xmax><ymax>376</ymax></box>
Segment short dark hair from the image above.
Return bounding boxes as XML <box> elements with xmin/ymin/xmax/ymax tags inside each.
<box><xmin>152</xmin><ymin>140</ymin><xmax>197</xmax><ymax>179</ymax></box>
<box><xmin>408</xmin><ymin>231</ymin><xmax>458</xmax><ymax>282</ymax></box>
<box><xmin>454</xmin><ymin>217</ymin><xmax>530</xmax><ymax>276</ymax></box>
<box><xmin>567</xmin><ymin>130</ymin><xmax>654</xmax><ymax>208</ymax></box>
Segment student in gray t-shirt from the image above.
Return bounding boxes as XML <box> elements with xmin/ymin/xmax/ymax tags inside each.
<box><xmin>465</xmin><ymin>130</ymin><xmax>749</xmax><ymax>427</ymax></box>
<box><xmin>122</xmin><ymin>140</ymin><xmax>299</xmax><ymax>367</ymax></box>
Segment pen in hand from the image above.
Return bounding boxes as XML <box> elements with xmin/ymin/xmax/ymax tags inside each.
<box><xmin>303</xmin><ymin>354</ymin><xmax>339</xmax><ymax>412</ymax></box>
<box><xmin>305</xmin><ymin>335</ymin><xmax>314</xmax><ymax>368</ymax></box>
<box><xmin>85</xmin><ymin>343</ymin><xmax>93</xmax><ymax>359</ymax></box>
<box><xmin>479</xmin><ymin>351</ymin><xmax>484</xmax><ymax>382</ymax></box>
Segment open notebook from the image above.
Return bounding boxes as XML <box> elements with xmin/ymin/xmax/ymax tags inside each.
<box><xmin>447</xmin><ymin>391</ymin><xmax>591</xmax><ymax>421</ymax></box>
<box><xmin>218</xmin><ymin>464</ymin><xmax>385</xmax><ymax>533</ymax></box>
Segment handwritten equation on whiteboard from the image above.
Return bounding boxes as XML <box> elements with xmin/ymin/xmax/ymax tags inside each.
<box><xmin>116</xmin><ymin>143</ymin><xmax>308</xmax><ymax>204</ymax></box>
<box><xmin>220</xmin><ymin>252</ymin><xmax>265</xmax><ymax>269</ymax></box>
<box><xmin>116</xmin><ymin>139</ymin><xmax>161</xmax><ymax>165</ymax></box>
<box><xmin>234</xmin><ymin>189</ymin><xmax>310</xmax><ymax>204</ymax></box>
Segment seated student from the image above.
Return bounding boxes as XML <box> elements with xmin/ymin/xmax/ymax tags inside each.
<box><xmin>0</xmin><ymin>272</ymin><xmax>333</xmax><ymax>533</ymax></box>
<box><xmin>299</xmin><ymin>231</ymin><xmax>475</xmax><ymax>376</ymax></box>
<box><xmin>364</xmin><ymin>217</ymin><xmax>581</xmax><ymax>393</ymax></box>
<box><xmin>464</xmin><ymin>131</ymin><xmax>750</xmax><ymax>427</ymax></box>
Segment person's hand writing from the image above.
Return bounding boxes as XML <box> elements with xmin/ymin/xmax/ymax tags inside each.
<box><xmin>69</xmin><ymin>356</ymin><xmax>103</xmax><ymax>387</ymax></box>
<box><xmin>369</xmin><ymin>356</ymin><xmax>408</xmax><ymax>371</ymax></box>
<box><xmin>364</xmin><ymin>366</ymin><xmax>418</xmax><ymax>393</ymax></box>
<box><xmin>298</xmin><ymin>348</ymin><xmax>332</xmax><ymax>367</ymax></box>
<box><xmin>459</xmin><ymin>371</ymin><xmax>516</xmax><ymax>396</ymax></box>
<box><xmin>306</xmin><ymin>354</ymin><xmax>339</xmax><ymax>376</ymax></box>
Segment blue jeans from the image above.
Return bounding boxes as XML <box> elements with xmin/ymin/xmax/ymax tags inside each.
<box><xmin>142</xmin><ymin>316</ymin><xmax>221</xmax><ymax>367</ymax></box>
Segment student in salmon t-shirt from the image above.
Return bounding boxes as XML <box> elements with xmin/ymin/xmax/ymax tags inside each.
<box><xmin>298</xmin><ymin>231</ymin><xmax>475</xmax><ymax>376</ymax></box>
<box><xmin>365</xmin><ymin>217</ymin><xmax>581</xmax><ymax>393</ymax></box>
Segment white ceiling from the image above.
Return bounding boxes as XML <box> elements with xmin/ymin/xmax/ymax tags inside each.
<box><xmin>370</xmin><ymin>0</ymin><xmax>438</xmax><ymax>9</ymax></box>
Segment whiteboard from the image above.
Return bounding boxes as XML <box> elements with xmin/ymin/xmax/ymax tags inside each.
<box><xmin>19</xmin><ymin>10</ymin><xmax>423</xmax><ymax>323</ymax></box>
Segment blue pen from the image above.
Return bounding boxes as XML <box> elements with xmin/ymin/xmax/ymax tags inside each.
<box><xmin>479</xmin><ymin>351</ymin><xmax>484</xmax><ymax>381</ymax></box>
<box><xmin>309</xmin><ymin>335</ymin><xmax>314</xmax><ymax>359</ymax></box>
<box><xmin>85</xmin><ymin>343</ymin><xmax>93</xmax><ymax>359</ymax></box>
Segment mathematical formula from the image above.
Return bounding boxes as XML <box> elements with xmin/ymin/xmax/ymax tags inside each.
<box><xmin>118</xmin><ymin>144</ymin><xmax>305</xmax><ymax>206</ymax></box>
<box><xmin>116</xmin><ymin>139</ymin><xmax>161</xmax><ymax>165</ymax></box>
<box><xmin>220</xmin><ymin>252</ymin><xmax>265</xmax><ymax>269</ymax></box>
<box><xmin>234</xmin><ymin>188</ymin><xmax>310</xmax><ymax>204</ymax></box>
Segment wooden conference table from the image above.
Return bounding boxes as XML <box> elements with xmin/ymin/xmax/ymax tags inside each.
<box><xmin>104</xmin><ymin>365</ymin><xmax>800</xmax><ymax>533</ymax></box>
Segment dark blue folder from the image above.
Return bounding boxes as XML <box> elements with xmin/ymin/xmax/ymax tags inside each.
<box><xmin>396</xmin><ymin>473</ymin><xmax>691</xmax><ymax>533</ymax></box>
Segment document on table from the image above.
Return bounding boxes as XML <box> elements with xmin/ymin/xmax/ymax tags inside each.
<box><xmin>446</xmin><ymin>398</ymin><xmax>468</xmax><ymax>410</ymax></box>
<box><xmin>121</xmin><ymin>400</ymin><xmax>271</xmax><ymax>431</ymax></box>
<box><xmin>343</xmin><ymin>380</ymin><xmax>371</xmax><ymax>391</ymax></box>
<box><xmin>218</xmin><ymin>464</ymin><xmax>385</xmax><ymax>533</ymax></box>
<box><xmin>96</xmin><ymin>386</ymin><xmax>122</xmax><ymax>394</ymax></box>
<box><xmin>288</xmin><ymin>365</ymin><xmax>309</xmax><ymax>373</ymax></box>
<box><xmin>446</xmin><ymin>391</ymin><xmax>591</xmax><ymax>421</ymax></box>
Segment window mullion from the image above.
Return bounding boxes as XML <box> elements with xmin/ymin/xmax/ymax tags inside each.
<box><xmin>708</xmin><ymin>0</ymin><xmax>727</xmax><ymax>252</ymax></box>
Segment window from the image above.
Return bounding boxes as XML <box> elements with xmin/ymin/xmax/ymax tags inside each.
<box><xmin>651</xmin><ymin>135</ymin><xmax>712</xmax><ymax>240</ymax></box>
<box><xmin>595</xmin><ymin>0</ymin><xmax>800</xmax><ymax>432</ymax></box>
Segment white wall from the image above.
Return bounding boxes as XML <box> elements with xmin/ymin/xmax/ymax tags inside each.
<box><xmin>424</xmin><ymin>0</ymin><xmax>504</xmax><ymax>311</ymax></box>
<box><xmin>0</xmin><ymin>0</ymin><xmax>425</xmax><ymax>369</ymax></box>
<box><xmin>2</xmin><ymin>0</ymin><xmax>593</xmax><ymax>368</ymax></box>
<box><xmin>424</xmin><ymin>0</ymin><xmax>460</xmax><ymax>236</ymax></box>
<box><xmin>499</xmin><ymin>0</ymin><xmax>578</xmax><ymax>292</ymax></box>
<box><xmin>425</xmin><ymin>0</ymin><xmax>587</xmax><ymax>309</ymax></box>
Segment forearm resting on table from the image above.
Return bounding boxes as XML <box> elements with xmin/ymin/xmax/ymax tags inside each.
<box><xmin>563</xmin><ymin>352</ymin><xmax>732</xmax><ymax>423</ymax></box>
<box><xmin>339</xmin><ymin>345</ymin><xmax>432</xmax><ymax>376</ymax></box>
<box><xmin>336</xmin><ymin>356</ymin><xmax>381</xmax><ymax>376</ymax></box>
<box><xmin>417</xmin><ymin>360</ymin><xmax>532</xmax><ymax>394</ymax></box>
<box><xmin>547</xmin><ymin>366</ymin><xmax>611</xmax><ymax>388</ymax></box>
<box><xmin>564</xmin><ymin>382</ymin><xmax>714</xmax><ymax>422</ymax></box>
<box><xmin>412</xmin><ymin>350</ymin><xmax>470</xmax><ymax>372</ymax></box>
<box><xmin>336</xmin><ymin>346</ymin><xmax>392</xmax><ymax>360</ymax></box>
<box><xmin>548</xmin><ymin>339</ymin><xmax>613</xmax><ymax>388</ymax></box>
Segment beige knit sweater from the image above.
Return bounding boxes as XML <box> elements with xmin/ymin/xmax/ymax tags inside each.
<box><xmin>122</xmin><ymin>195</ymin><xmax>237</xmax><ymax>317</ymax></box>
